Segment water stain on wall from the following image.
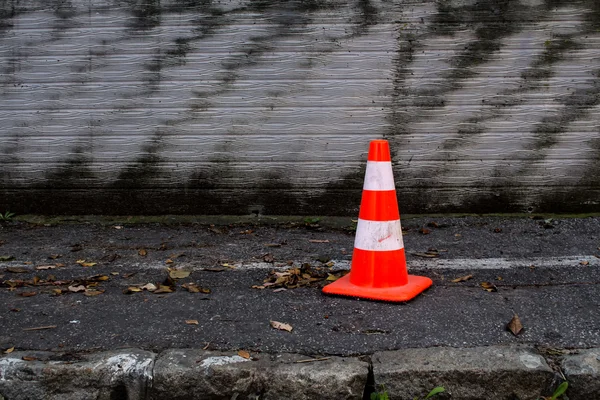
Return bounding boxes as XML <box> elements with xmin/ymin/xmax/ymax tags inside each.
<box><xmin>44</xmin><ymin>146</ymin><xmax>96</xmax><ymax>189</ymax></box>
<box><xmin>124</xmin><ymin>0</ymin><xmax>162</xmax><ymax>30</ymax></box>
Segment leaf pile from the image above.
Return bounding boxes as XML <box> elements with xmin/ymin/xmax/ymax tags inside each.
<box><xmin>124</xmin><ymin>268</ymin><xmax>210</xmax><ymax>295</ymax></box>
<box><xmin>253</xmin><ymin>264</ymin><xmax>348</xmax><ymax>290</ymax></box>
<box><xmin>1</xmin><ymin>274</ymin><xmax>109</xmax><ymax>297</ymax></box>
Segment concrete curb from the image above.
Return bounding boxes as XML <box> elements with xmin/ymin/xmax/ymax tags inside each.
<box><xmin>0</xmin><ymin>346</ymin><xmax>597</xmax><ymax>400</ymax></box>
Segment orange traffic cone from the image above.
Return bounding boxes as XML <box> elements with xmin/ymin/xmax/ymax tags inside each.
<box><xmin>322</xmin><ymin>139</ymin><xmax>432</xmax><ymax>302</ymax></box>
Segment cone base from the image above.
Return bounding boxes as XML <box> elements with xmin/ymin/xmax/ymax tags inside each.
<box><xmin>322</xmin><ymin>274</ymin><xmax>432</xmax><ymax>302</ymax></box>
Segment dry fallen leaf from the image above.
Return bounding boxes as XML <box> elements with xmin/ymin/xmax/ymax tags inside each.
<box><xmin>76</xmin><ymin>260</ymin><xmax>97</xmax><ymax>267</ymax></box>
<box><xmin>263</xmin><ymin>253</ymin><xmax>275</xmax><ymax>263</ymax></box>
<box><xmin>419</xmin><ymin>228</ymin><xmax>431</xmax><ymax>235</ymax></box>
<box><xmin>22</xmin><ymin>356</ymin><xmax>38</xmax><ymax>361</ymax></box>
<box><xmin>412</xmin><ymin>252</ymin><xmax>439</xmax><ymax>258</ymax></box>
<box><xmin>6</xmin><ymin>267</ymin><xmax>29</xmax><ymax>273</ymax></box>
<box><xmin>35</xmin><ymin>265</ymin><xmax>56</xmax><ymax>270</ymax></box>
<box><xmin>168</xmin><ymin>268</ymin><xmax>190</xmax><ymax>279</ymax></box>
<box><xmin>84</xmin><ymin>289</ymin><xmax>104</xmax><ymax>297</ymax></box>
<box><xmin>238</xmin><ymin>350</ymin><xmax>251</xmax><ymax>359</ymax></box>
<box><xmin>480</xmin><ymin>282</ymin><xmax>498</xmax><ymax>292</ymax></box>
<box><xmin>153</xmin><ymin>285</ymin><xmax>174</xmax><ymax>294</ymax></box>
<box><xmin>48</xmin><ymin>254</ymin><xmax>62</xmax><ymax>260</ymax></box>
<box><xmin>451</xmin><ymin>274</ymin><xmax>473</xmax><ymax>283</ymax></box>
<box><xmin>4</xmin><ymin>347</ymin><xmax>15</xmax><ymax>354</ymax></box>
<box><xmin>138</xmin><ymin>249</ymin><xmax>148</xmax><ymax>257</ymax></box>
<box><xmin>19</xmin><ymin>291</ymin><xmax>37</xmax><ymax>297</ymax></box>
<box><xmin>140</xmin><ymin>283</ymin><xmax>157</xmax><ymax>291</ymax></box>
<box><xmin>580</xmin><ymin>261</ymin><xmax>589</xmax><ymax>266</ymax></box>
<box><xmin>507</xmin><ymin>314</ymin><xmax>523</xmax><ymax>336</ymax></box>
<box><xmin>270</xmin><ymin>320</ymin><xmax>293</xmax><ymax>332</ymax></box>
<box><xmin>185</xmin><ymin>320</ymin><xmax>199</xmax><ymax>325</ymax></box>
<box><xmin>124</xmin><ymin>286</ymin><xmax>143</xmax><ymax>294</ymax></box>
<box><xmin>309</xmin><ymin>239</ymin><xmax>330</xmax><ymax>243</ymax></box>
<box><xmin>165</xmin><ymin>259</ymin><xmax>174</xmax><ymax>265</ymax></box>
<box><xmin>68</xmin><ymin>285</ymin><xmax>86</xmax><ymax>293</ymax></box>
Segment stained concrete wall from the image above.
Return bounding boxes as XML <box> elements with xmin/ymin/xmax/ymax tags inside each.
<box><xmin>0</xmin><ymin>0</ymin><xmax>599</xmax><ymax>215</ymax></box>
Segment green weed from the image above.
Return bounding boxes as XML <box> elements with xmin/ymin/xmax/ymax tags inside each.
<box><xmin>0</xmin><ymin>211</ymin><xmax>15</xmax><ymax>222</ymax></box>
<box><xmin>539</xmin><ymin>381</ymin><xmax>568</xmax><ymax>400</ymax></box>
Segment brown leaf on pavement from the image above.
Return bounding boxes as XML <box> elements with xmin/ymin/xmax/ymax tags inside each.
<box><xmin>270</xmin><ymin>320</ymin><xmax>293</xmax><ymax>332</ymax></box>
<box><xmin>263</xmin><ymin>253</ymin><xmax>275</xmax><ymax>263</ymax></box>
<box><xmin>6</xmin><ymin>267</ymin><xmax>29</xmax><ymax>273</ymax></box>
<box><xmin>4</xmin><ymin>347</ymin><xmax>14</xmax><ymax>354</ymax></box>
<box><xmin>580</xmin><ymin>261</ymin><xmax>589</xmax><ymax>266</ymax></box>
<box><xmin>84</xmin><ymin>289</ymin><xmax>104</xmax><ymax>297</ymax></box>
<box><xmin>309</xmin><ymin>239</ymin><xmax>330</xmax><ymax>243</ymax></box>
<box><xmin>140</xmin><ymin>283</ymin><xmax>157</xmax><ymax>292</ymax></box>
<box><xmin>22</xmin><ymin>356</ymin><xmax>38</xmax><ymax>361</ymax></box>
<box><xmin>35</xmin><ymin>265</ymin><xmax>56</xmax><ymax>270</ymax></box>
<box><xmin>412</xmin><ymin>252</ymin><xmax>439</xmax><ymax>258</ymax></box>
<box><xmin>76</xmin><ymin>260</ymin><xmax>97</xmax><ymax>267</ymax></box>
<box><xmin>138</xmin><ymin>249</ymin><xmax>147</xmax><ymax>257</ymax></box>
<box><xmin>238</xmin><ymin>350</ymin><xmax>251</xmax><ymax>359</ymax></box>
<box><xmin>507</xmin><ymin>314</ymin><xmax>523</xmax><ymax>336</ymax></box>
<box><xmin>19</xmin><ymin>291</ymin><xmax>37</xmax><ymax>297</ymax></box>
<box><xmin>153</xmin><ymin>284</ymin><xmax>174</xmax><ymax>294</ymax></box>
<box><xmin>427</xmin><ymin>221</ymin><xmax>439</xmax><ymax>228</ymax></box>
<box><xmin>68</xmin><ymin>285</ymin><xmax>86</xmax><ymax>293</ymax></box>
<box><xmin>480</xmin><ymin>282</ymin><xmax>498</xmax><ymax>292</ymax></box>
<box><xmin>451</xmin><ymin>275</ymin><xmax>473</xmax><ymax>283</ymax></box>
<box><xmin>48</xmin><ymin>254</ymin><xmax>62</xmax><ymax>260</ymax></box>
<box><xmin>419</xmin><ymin>228</ymin><xmax>431</xmax><ymax>235</ymax></box>
<box><xmin>181</xmin><ymin>283</ymin><xmax>210</xmax><ymax>294</ymax></box>
<box><xmin>185</xmin><ymin>320</ymin><xmax>199</xmax><ymax>325</ymax></box>
<box><xmin>124</xmin><ymin>286</ymin><xmax>143</xmax><ymax>294</ymax></box>
<box><xmin>168</xmin><ymin>268</ymin><xmax>190</xmax><ymax>279</ymax></box>
<box><xmin>201</xmin><ymin>267</ymin><xmax>226</xmax><ymax>272</ymax></box>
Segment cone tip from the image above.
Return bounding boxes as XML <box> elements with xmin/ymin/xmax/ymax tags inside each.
<box><xmin>368</xmin><ymin>140</ymin><xmax>391</xmax><ymax>162</ymax></box>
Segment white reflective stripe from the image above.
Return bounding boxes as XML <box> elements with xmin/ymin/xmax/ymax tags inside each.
<box><xmin>363</xmin><ymin>161</ymin><xmax>396</xmax><ymax>191</ymax></box>
<box><xmin>354</xmin><ymin>219</ymin><xmax>404</xmax><ymax>251</ymax></box>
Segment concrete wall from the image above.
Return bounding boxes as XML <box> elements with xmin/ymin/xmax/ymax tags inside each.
<box><xmin>1</xmin><ymin>0</ymin><xmax>599</xmax><ymax>215</ymax></box>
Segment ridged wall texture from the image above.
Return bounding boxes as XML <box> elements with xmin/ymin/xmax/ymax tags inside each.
<box><xmin>1</xmin><ymin>0</ymin><xmax>599</xmax><ymax>215</ymax></box>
